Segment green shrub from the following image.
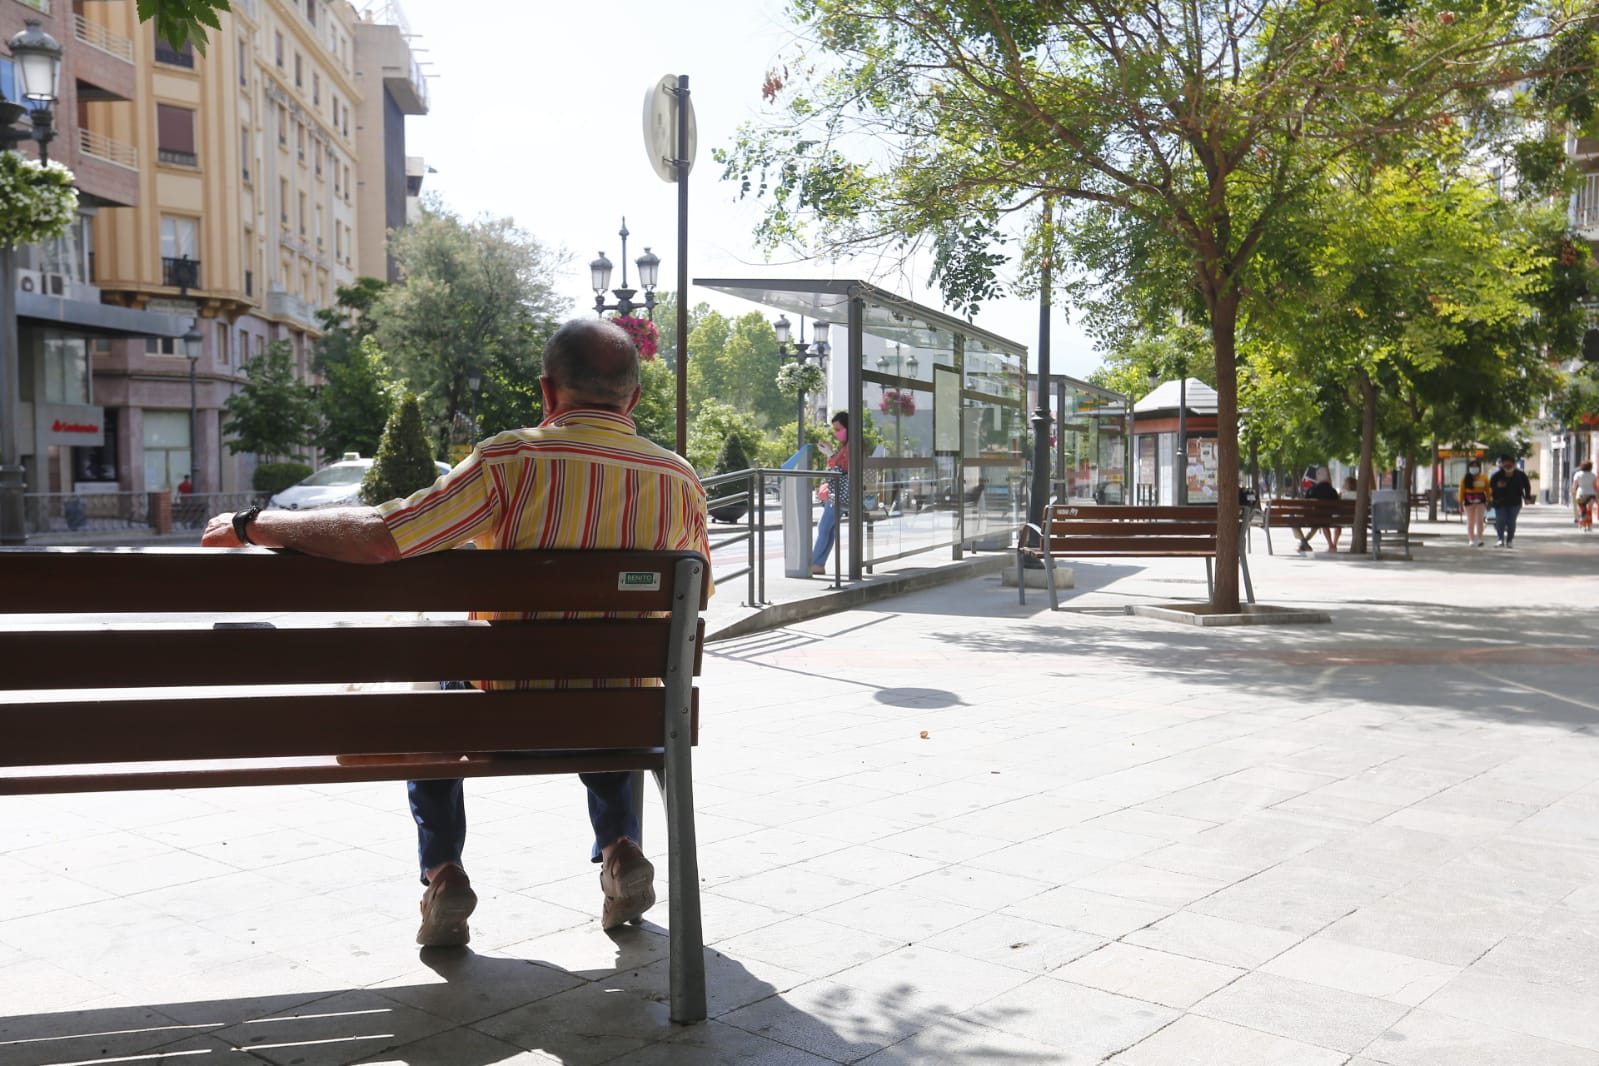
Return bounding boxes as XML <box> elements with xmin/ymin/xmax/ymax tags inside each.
<box><xmin>253</xmin><ymin>461</ymin><xmax>313</xmax><ymax>494</ymax></box>
<box><xmin>361</xmin><ymin>393</ymin><xmax>440</xmax><ymax>505</ymax></box>
<box><xmin>708</xmin><ymin>433</ymin><xmax>752</xmax><ymax>502</ymax></box>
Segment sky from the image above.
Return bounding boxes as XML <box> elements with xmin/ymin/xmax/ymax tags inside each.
<box><xmin>391</xmin><ymin>0</ymin><xmax>1106</xmax><ymax>380</ymax></box>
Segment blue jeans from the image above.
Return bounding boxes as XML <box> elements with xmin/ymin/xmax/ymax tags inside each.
<box><xmin>407</xmin><ymin>682</ymin><xmax>638</xmax><ymax>882</ymax></box>
<box><xmin>1493</xmin><ymin>503</ymin><xmax>1521</xmax><ymax>544</ymax></box>
<box><xmin>812</xmin><ymin>501</ymin><xmax>839</xmax><ymax>568</ymax></box>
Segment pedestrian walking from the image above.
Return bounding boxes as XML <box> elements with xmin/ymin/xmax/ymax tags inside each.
<box><xmin>1459</xmin><ymin>458</ymin><xmax>1490</xmax><ymax>547</ymax></box>
<box><xmin>1488</xmin><ymin>455</ymin><xmax>1534</xmax><ymax>548</ymax></box>
<box><xmin>1573</xmin><ymin>461</ymin><xmax>1596</xmax><ymax>532</ymax></box>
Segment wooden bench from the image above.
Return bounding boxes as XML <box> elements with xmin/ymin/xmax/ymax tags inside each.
<box><xmin>0</xmin><ymin>546</ymin><xmax>711</xmax><ymax>1023</ymax></box>
<box><xmin>1261</xmin><ymin>497</ymin><xmax>1407</xmax><ymax>559</ymax></box>
<box><xmin>1016</xmin><ymin>504</ymin><xmax>1255</xmax><ymax>610</ymax></box>
<box><xmin>1260</xmin><ymin>497</ymin><xmax>1357</xmax><ymax>555</ymax></box>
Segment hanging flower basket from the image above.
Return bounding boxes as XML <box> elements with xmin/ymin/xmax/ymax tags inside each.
<box><xmin>775</xmin><ymin>361</ymin><xmax>825</xmax><ymax>396</ymax></box>
<box><xmin>0</xmin><ymin>154</ymin><xmax>78</xmax><ymax>249</ymax></box>
<box><xmin>879</xmin><ymin>388</ymin><xmax>917</xmax><ymax>417</ymax></box>
<box><xmin>611</xmin><ymin>315</ymin><xmax>660</xmax><ymax>360</ymax></box>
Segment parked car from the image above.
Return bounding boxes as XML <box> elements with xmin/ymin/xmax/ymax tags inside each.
<box><xmin>266</xmin><ymin>454</ymin><xmax>452</xmax><ymax>510</ymax></box>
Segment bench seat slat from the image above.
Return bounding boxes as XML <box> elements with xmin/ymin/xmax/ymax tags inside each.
<box><xmin>0</xmin><ymin>689</ymin><xmax>700</xmax><ymax>766</ymax></box>
<box><xmin>0</xmin><ymin>619</ymin><xmax>703</xmax><ymax>690</ymax></box>
<box><xmin>0</xmin><ymin>751</ymin><xmax>667</xmax><ymax>795</ymax></box>
<box><xmin>1043</xmin><ymin>521</ymin><xmax>1220</xmax><ymax>537</ymax></box>
<box><xmin>1034</xmin><ymin>536</ymin><xmax>1218</xmax><ymax>555</ymax></box>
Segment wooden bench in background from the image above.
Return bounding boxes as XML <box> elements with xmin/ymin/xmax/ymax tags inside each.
<box><xmin>1016</xmin><ymin>504</ymin><xmax>1255</xmax><ymax>610</ymax></box>
<box><xmin>0</xmin><ymin>547</ymin><xmax>711</xmax><ymax>1023</ymax></box>
<box><xmin>1261</xmin><ymin>497</ymin><xmax>1408</xmax><ymax>559</ymax></box>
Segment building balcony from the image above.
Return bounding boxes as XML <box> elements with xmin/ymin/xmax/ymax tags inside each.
<box><xmin>162</xmin><ymin>256</ymin><xmax>201</xmax><ymax>290</ymax></box>
<box><xmin>74</xmin><ymin>14</ymin><xmax>132</xmax><ymax>62</ymax></box>
<box><xmin>79</xmin><ymin>128</ymin><xmax>137</xmax><ymax>170</ymax></box>
<box><xmin>265</xmin><ymin>287</ymin><xmax>314</xmax><ymax>327</ymax></box>
<box><xmin>1576</xmin><ymin>173</ymin><xmax>1599</xmax><ymax>239</ymax></box>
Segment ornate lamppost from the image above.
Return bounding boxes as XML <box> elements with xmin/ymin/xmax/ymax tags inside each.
<box><xmin>589</xmin><ymin>217</ymin><xmax>661</xmax><ymax>320</ymax></box>
<box><xmin>774</xmin><ymin>314</ymin><xmax>830</xmax><ymax>452</ymax></box>
<box><xmin>0</xmin><ymin>19</ymin><xmax>64</xmax><ymax>545</ymax></box>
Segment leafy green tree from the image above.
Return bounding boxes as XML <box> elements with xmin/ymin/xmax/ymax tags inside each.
<box><xmin>313</xmin><ymin>279</ymin><xmax>394</xmax><ymax>462</ymax></box>
<box><xmin>360</xmin><ymin>394</ymin><xmax>439</xmax><ymax>505</ymax></box>
<box><xmin>631</xmin><ymin>358</ymin><xmax>680</xmax><ymax>451</ymax></box>
<box><xmin>720</xmin><ymin>0</ymin><xmax>1597</xmax><ymax>609</ymax></box>
<box><xmin>137</xmin><ymin>0</ymin><xmax>229</xmax><ymax>55</ymax></box>
<box><xmin>687</xmin><ymin>401</ymin><xmax>766</xmax><ymax>475</ymax></box>
<box><xmin>221</xmin><ymin>340</ymin><xmax>316</xmax><ymax>461</ymax></box>
<box><xmin>376</xmin><ymin>200</ymin><xmax>568</xmax><ymax>454</ymax></box>
<box><xmin>708</xmin><ymin>433</ymin><xmax>754</xmax><ymax>518</ymax></box>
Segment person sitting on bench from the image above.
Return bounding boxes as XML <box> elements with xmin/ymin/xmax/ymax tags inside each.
<box><xmin>1292</xmin><ymin>466</ymin><xmax>1340</xmax><ymax>553</ymax></box>
<box><xmin>203</xmin><ymin>319</ymin><xmax>712</xmax><ymax>948</ymax></box>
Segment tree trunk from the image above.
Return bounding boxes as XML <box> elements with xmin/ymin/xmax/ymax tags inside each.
<box><xmin>1350</xmin><ymin>371</ymin><xmax>1378</xmax><ymax>555</ymax></box>
<box><xmin>1210</xmin><ymin>291</ymin><xmax>1242</xmax><ymax>612</ymax></box>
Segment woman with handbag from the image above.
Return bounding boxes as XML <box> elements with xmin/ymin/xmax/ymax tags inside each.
<box><xmin>812</xmin><ymin>412</ymin><xmax>849</xmax><ymax>575</ymax></box>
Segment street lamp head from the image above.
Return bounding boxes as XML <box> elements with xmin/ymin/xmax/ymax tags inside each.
<box><xmin>467</xmin><ymin>374</ymin><xmax>481</xmax><ymax>392</ymax></box>
<box><xmin>183</xmin><ymin>322</ymin><xmax>203</xmax><ymax>359</ymax></box>
<box><xmin>1147</xmin><ymin>369</ymin><xmax>1160</xmax><ymax>391</ymax></box>
<box><xmin>812</xmin><ymin>320</ymin><xmax>831</xmax><ymax>350</ymax></box>
<box><xmin>635</xmin><ymin>247</ymin><xmax>660</xmax><ymax>292</ymax></box>
<box><xmin>9</xmin><ymin>21</ymin><xmax>63</xmax><ymax>104</ymax></box>
<box><xmin>772</xmin><ymin>314</ymin><xmax>791</xmax><ymax>346</ymax></box>
<box><xmin>906</xmin><ymin>354</ymin><xmax>920</xmax><ymax>378</ymax></box>
<box><xmin>876</xmin><ymin>355</ymin><xmax>890</xmax><ymax>372</ymax></box>
<box><xmin>589</xmin><ymin>252</ymin><xmax>613</xmax><ymax>295</ymax></box>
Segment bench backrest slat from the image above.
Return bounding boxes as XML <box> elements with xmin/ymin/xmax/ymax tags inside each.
<box><xmin>0</xmin><ymin>619</ymin><xmax>704</xmax><ymax>690</ymax></box>
<box><xmin>0</xmin><ymin>689</ymin><xmax>700</xmax><ymax>766</ymax></box>
<box><xmin>0</xmin><ymin>547</ymin><xmax>708</xmax><ymax>613</ymax></box>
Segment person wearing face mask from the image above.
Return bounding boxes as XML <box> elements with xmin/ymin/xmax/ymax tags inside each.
<box><xmin>1488</xmin><ymin>455</ymin><xmax>1534</xmax><ymax>548</ymax></box>
<box><xmin>1459</xmin><ymin>458</ymin><xmax>1490</xmax><ymax>547</ymax></box>
<box><xmin>812</xmin><ymin>412</ymin><xmax>850</xmax><ymax>575</ymax></box>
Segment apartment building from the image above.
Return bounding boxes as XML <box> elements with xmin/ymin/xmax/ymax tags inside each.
<box><xmin>2</xmin><ymin>0</ymin><xmax>191</xmax><ymax>506</ymax></box>
<box><xmin>2</xmin><ymin>0</ymin><xmax>428</xmax><ymax>508</ymax></box>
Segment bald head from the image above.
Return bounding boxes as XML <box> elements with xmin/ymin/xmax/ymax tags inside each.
<box><xmin>541</xmin><ymin>319</ymin><xmax>642</xmax><ymax>413</ymax></box>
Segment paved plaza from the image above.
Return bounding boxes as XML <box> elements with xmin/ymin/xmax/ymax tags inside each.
<box><xmin>2</xmin><ymin>505</ymin><xmax>1597</xmax><ymax>1064</ymax></box>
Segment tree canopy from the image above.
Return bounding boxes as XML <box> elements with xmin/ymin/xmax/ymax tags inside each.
<box><xmin>720</xmin><ymin>0</ymin><xmax>1599</xmax><ymax>608</ymax></box>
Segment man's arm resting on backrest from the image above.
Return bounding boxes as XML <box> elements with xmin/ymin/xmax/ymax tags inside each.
<box><xmin>202</xmin><ymin>506</ymin><xmax>402</xmax><ymax>564</ymax></box>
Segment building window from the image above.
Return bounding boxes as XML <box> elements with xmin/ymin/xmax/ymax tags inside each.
<box><xmin>238</xmin><ymin>39</ymin><xmax>248</xmax><ymax>85</ymax></box>
<box><xmin>143</xmin><ymin>410</ymin><xmax>191</xmax><ymax>492</ymax></box>
<box><xmin>315</xmin><ymin>204</ymin><xmax>324</xmax><ymax>247</ymax></box>
<box><xmin>160</xmin><ymin>215</ymin><xmax>199</xmax><ymax>288</ymax></box>
<box><xmin>154</xmin><ymin>32</ymin><xmax>195</xmax><ymax>69</ymax></box>
<box><xmin>241</xmin><ymin>129</ymin><xmax>251</xmax><ymax>182</ymax></box>
<box><xmin>295</xmin><ymin>121</ymin><xmax>304</xmax><ymax>160</ymax></box>
<box><xmin>275</xmin><ymin>31</ymin><xmax>283</xmax><ymax>67</ymax></box>
<box><xmin>156</xmin><ymin>104</ymin><xmax>198</xmax><ymax>167</ymax></box>
<box><xmin>312</xmin><ymin>73</ymin><xmax>319</xmax><ymax>106</ymax></box>
<box><xmin>43</xmin><ymin>334</ymin><xmax>90</xmax><ymax>405</ymax></box>
<box><xmin>298</xmin><ymin>191</ymin><xmax>306</xmax><ymax>235</ymax></box>
<box><xmin>279</xmin><ymin>178</ymin><xmax>289</xmax><ymax>226</ymax></box>
<box><xmin>294</xmin><ymin>53</ymin><xmax>302</xmax><ymax>88</ymax></box>
<box><xmin>217</xmin><ymin>328</ymin><xmax>230</xmax><ymax>367</ymax></box>
<box><xmin>277</xmin><ymin>103</ymin><xmax>287</xmax><ymax>145</ymax></box>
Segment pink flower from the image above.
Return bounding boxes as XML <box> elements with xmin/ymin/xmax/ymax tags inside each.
<box><xmin>612</xmin><ymin>315</ymin><xmax>660</xmax><ymax>360</ymax></box>
<box><xmin>879</xmin><ymin>389</ymin><xmax>916</xmax><ymax>417</ymax></box>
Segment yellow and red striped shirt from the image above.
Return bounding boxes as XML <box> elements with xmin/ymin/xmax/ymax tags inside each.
<box><xmin>376</xmin><ymin>409</ymin><xmax>711</xmax><ymax>687</ymax></box>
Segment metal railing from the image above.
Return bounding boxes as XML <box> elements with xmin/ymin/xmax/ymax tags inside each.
<box><xmin>79</xmin><ymin>128</ymin><xmax>138</xmax><ymax>169</ymax></box>
<box><xmin>74</xmin><ymin>14</ymin><xmax>133</xmax><ymax>61</ymax></box>
<box><xmin>162</xmin><ymin>255</ymin><xmax>201</xmax><ymax>289</ymax></box>
<box><xmin>158</xmin><ymin>147</ymin><xmax>199</xmax><ymax>167</ymax></box>
<box><xmin>23</xmin><ymin>491</ymin><xmax>262</xmax><ymax>536</ymax></box>
<box><xmin>1577</xmin><ymin>173</ymin><xmax>1599</xmax><ymax>233</ymax></box>
<box><xmin>154</xmin><ymin>41</ymin><xmax>195</xmax><ymax>68</ymax></box>
<box><xmin>700</xmin><ymin>469</ymin><xmax>760</xmax><ymax>606</ymax></box>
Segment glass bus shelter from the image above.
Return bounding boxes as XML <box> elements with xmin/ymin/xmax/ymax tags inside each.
<box><xmin>696</xmin><ymin>279</ymin><xmax>1030</xmax><ymax>582</ymax></box>
<box><xmin>1038</xmin><ymin>374</ymin><xmax>1132</xmax><ymax>506</ymax></box>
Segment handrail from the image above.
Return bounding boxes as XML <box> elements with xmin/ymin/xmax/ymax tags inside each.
<box><xmin>73</xmin><ymin>14</ymin><xmax>133</xmax><ymax>62</ymax></box>
<box><xmin>79</xmin><ymin>128</ymin><xmax>138</xmax><ymax>170</ymax></box>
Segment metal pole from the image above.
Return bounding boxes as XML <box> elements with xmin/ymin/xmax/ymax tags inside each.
<box><xmin>188</xmin><ymin>354</ymin><xmax>199</xmax><ymax>487</ymax></box>
<box><xmin>1176</xmin><ymin>370</ymin><xmax>1187</xmax><ymax>506</ymax></box>
<box><xmin>1026</xmin><ymin>199</ymin><xmax>1053</xmax><ymax>532</ymax></box>
<box><xmin>673</xmin><ymin>76</ymin><xmax>690</xmax><ymax>458</ymax></box>
<box><xmin>0</xmin><ymin>246</ymin><xmax>25</xmax><ymax>544</ymax></box>
<box><xmin>796</xmin><ymin>366</ymin><xmax>805</xmax><ymax>453</ymax></box>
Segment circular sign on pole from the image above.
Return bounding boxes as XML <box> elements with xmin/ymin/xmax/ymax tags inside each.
<box><xmin>643</xmin><ymin>74</ymin><xmax>696</xmax><ymax>183</ymax></box>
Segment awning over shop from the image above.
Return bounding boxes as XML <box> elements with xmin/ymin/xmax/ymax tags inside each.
<box><xmin>16</xmin><ymin>291</ymin><xmax>191</xmax><ymax>339</ymax></box>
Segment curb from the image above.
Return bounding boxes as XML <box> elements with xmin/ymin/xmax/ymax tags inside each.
<box><xmin>706</xmin><ymin>553</ymin><xmax>1011</xmax><ymax>642</ymax></box>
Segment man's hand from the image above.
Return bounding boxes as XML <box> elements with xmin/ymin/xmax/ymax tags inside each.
<box><xmin>202</xmin><ymin>512</ymin><xmax>246</xmax><ymax>547</ymax></box>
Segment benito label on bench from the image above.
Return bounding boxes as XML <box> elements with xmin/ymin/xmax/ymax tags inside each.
<box><xmin>618</xmin><ymin>571</ymin><xmax>663</xmax><ymax>592</ymax></box>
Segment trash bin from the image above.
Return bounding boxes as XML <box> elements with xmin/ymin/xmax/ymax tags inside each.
<box><xmin>779</xmin><ymin>446</ymin><xmax>814</xmax><ymax>578</ymax></box>
<box><xmin>1369</xmin><ymin>488</ymin><xmax>1407</xmax><ymax>559</ymax></box>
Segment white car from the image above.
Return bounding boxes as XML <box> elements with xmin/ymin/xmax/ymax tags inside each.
<box><xmin>267</xmin><ymin>455</ymin><xmax>452</xmax><ymax>510</ymax></box>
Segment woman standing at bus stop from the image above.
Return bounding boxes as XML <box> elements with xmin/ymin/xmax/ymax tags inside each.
<box><xmin>812</xmin><ymin>412</ymin><xmax>849</xmax><ymax>575</ymax></box>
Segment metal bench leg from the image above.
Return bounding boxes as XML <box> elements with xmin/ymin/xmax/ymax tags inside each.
<box><xmin>665</xmin><ymin>559</ymin><xmax>707</xmax><ymax>1023</ymax></box>
<box><xmin>1264</xmin><ymin>524</ymin><xmax>1274</xmax><ymax>555</ymax></box>
<box><xmin>1017</xmin><ymin>549</ymin><xmax>1027</xmax><ymax>606</ymax></box>
<box><xmin>1240</xmin><ymin>547</ymin><xmax>1255</xmax><ymax>604</ymax></box>
<box><xmin>1205</xmin><ymin>557</ymin><xmax>1214</xmax><ymax>601</ymax></box>
<box><xmin>1043</xmin><ymin>553</ymin><xmax>1060</xmax><ymax>610</ymax></box>
<box><xmin>629</xmin><ymin>769</ymin><xmax>646</xmax><ymax>849</ymax></box>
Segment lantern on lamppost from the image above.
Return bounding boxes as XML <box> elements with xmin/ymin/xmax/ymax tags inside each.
<box><xmin>590</xmin><ymin>217</ymin><xmax>660</xmax><ymax>320</ymax></box>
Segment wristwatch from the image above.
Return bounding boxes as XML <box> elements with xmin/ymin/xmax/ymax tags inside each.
<box><xmin>232</xmin><ymin>505</ymin><xmax>262</xmax><ymax>545</ymax></box>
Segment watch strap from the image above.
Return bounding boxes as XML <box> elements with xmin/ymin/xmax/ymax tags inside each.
<box><xmin>232</xmin><ymin>506</ymin><xmax>261</xmax><ymax>546</ymax></box>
